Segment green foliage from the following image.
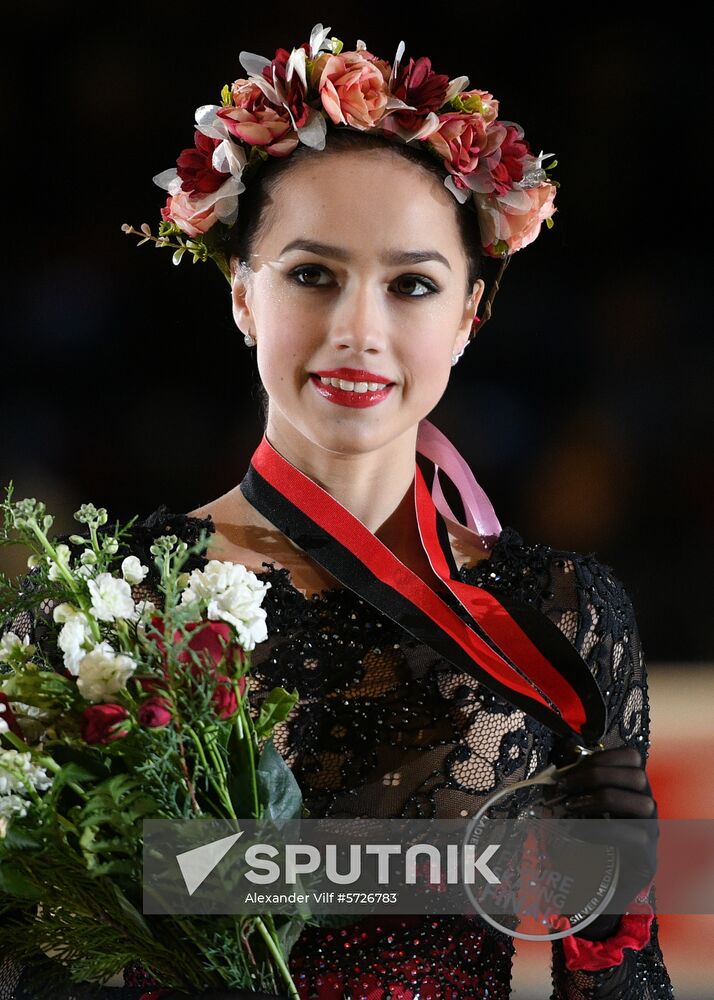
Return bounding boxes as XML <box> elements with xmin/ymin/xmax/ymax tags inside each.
<box><xmin>2</xmin><ymin>668</ymin><xmax>79</xmax><ymax>713</ymax></box>
<box><xmin>254</xmin><ymin>686</ymin><xmax>299</xmax><ymax>740</ymax></box>
<box><xmin>256</xmin><ymin>737</ymin><xmax>303</xmax><ymax>821</ymax></box>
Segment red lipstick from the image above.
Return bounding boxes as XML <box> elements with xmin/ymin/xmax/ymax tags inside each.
<box><xmin>310</xmin><ymin>372</ymin><xmax>395</xmax><ymax>409</ymax></box>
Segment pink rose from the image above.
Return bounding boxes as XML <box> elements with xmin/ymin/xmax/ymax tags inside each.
<box><xmin>317</xmin><ymin>51</ymin><xmax>391</xmax><ymax>130</ymax></box>
<box><xmin>426</xmin><ymin>113</ymin><xmax>488</xmax><ymax>177</ymax></box>
<box><xmin>458</xmin><ymin>88</ymin><xmax>500</xmax><ymax>125</ymax></box>
<box><xmin>81</xmin><ymin>703</ymin><xmax>131</xmax><ymax>745</ymax></box>
<box><xmin>476</xmin><ymin>182</ymin><xmax>557</xmax><ymax>256</ymax></box>
<box><xmin>216</xmin><ymin>105</ymin><xmax>298</xmax><ymax>157</ymax></box>
<box><xmin>230</xmin><ymin>77</ymin><xmax>271</xmax><ymax>110</ymax></box>
<box><xmin>138</xmin><ymin>696</ymin><xmax>173</xmax><ymax>729</ymax></box>
<box><xmin>161</xmin><ymin>176</ymin><xmax>239</xmax><ymax>237</ymax></box>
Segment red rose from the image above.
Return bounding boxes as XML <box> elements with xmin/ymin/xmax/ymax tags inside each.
<box><xmin>81</xmin><ymin>704</ymin><xmax>131</xmax><ymax>745</ymax></box>
<box><xmin>138</xmin><ymin>696</ymin><xmax>173</xmax><ymax>729</ymax></box>
<box><xmin>0</xmin><ymin>692</ymin><xmax>21</xmax><ymax>737</ymax></box>
<box><xmin>211</xmin><ymin>674</ymin><xmax>239</xmax><ymax>721</ymax></box>
<box><xmin>146</xmin><ymin>616</ymin><xmax>246</xmax><ymax>719</ymax></box>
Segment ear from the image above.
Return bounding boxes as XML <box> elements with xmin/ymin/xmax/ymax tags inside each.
<box><xmin>453</xmin><ymin>278</ymin><xmax>486</xmax><ymax>356</ymax></box>
<box><xmin>230</xmin><ymin>256</ymin><xmax>254</xmax><ymax>337</ymax></box>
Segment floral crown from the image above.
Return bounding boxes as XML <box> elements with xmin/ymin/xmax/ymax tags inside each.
<box><xmin>123</xmin><ymin>21</ymin><xmax>559</xmax><ymax>321</ymax></box>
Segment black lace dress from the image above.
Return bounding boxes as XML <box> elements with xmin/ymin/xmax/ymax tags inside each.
<box><xmin>0</xmin><ymin>505</ymin><xmax>675</xmax><ymax>1000</ymax></box>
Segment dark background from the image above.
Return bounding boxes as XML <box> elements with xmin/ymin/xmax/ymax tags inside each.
<box><xmin>2</xmin><ymin>7</ymin><xmax>710</xmax><ymax>660</ymax></box>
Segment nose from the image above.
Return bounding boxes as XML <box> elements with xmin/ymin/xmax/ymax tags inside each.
<box><xmin>326</xmin><ymin>277</ymin><xmax>389</xmax><ymax>355</ymax></box>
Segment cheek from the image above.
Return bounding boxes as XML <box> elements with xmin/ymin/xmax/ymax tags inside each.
<box><xmin>256</xmin><ymin>335</ymin><xmax>311</xmax><ymax>397</ymax></box>
<box><xmin>403</xmin><ymin>342</ymin><xmax>452</xmax><ymax>394</ymax></box>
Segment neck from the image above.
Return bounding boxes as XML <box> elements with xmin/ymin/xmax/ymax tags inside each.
<box><xmin>264</xmin><ymin>416</ymin><xmax>421</xmax><ymax>556</ymax></box>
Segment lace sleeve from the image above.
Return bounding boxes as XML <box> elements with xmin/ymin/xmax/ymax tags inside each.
<box><xmin>542</xmin><ymin>550</ymin><xmax>675</xmax><ymax>1000</ymax></box>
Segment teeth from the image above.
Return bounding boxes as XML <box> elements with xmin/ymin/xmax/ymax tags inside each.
<box><xmin>318</xmin><ymin>376</ymin><xmax>388</xmax><ymax>393</ymax></box>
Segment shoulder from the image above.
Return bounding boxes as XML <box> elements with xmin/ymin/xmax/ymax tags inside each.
<box><xmin>466</xmin><ymin>524</ymin><xmax>640</xmax><ymax>647</ymax></box>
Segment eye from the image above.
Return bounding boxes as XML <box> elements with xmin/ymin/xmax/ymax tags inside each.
<box><xmin>287</xmin><ymin>265</ymin><xmax>439</xmax><ymax>298</ymax></box>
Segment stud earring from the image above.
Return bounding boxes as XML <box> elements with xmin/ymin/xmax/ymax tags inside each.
<box><xmin>243</xmin><ymin>330</ymin><xmax>256</xmax><ymax>347</ymax></box>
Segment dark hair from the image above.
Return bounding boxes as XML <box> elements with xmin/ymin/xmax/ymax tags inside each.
<box><xmin>226</xmin><ymin>128</ymin><xmax>507</xmax><ymax>422</ymax></box>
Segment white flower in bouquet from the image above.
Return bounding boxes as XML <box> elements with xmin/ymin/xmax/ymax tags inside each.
<box><xmin>47</xmin><ymin>543</ymin><xmax>72</xmax><ymax>582</ymax></box>
<box><xmin>0</xmin><ymin>748</ymin><xmax>52</xmax><ymax>815</ymax></box>
<box><xmin>179</xmin><ymin>559</ymin><xmax>271</xmax><ymax>651</ymax></box>
<box><xmin>0</xmin><ymin>750</ymin><xmax>52</xmax><ymax>816</ymax></box>
<box><xmin>53</xmin><ymin>604</ymin><xmax>95</xmax><ymax>676</ymax></box>
<box><xmin>121</xmin><ymin>555</ymin><xmax>149</xmax><ymax>585</ymax></box>
<box><xmin>129</xmin><ymin>598</ymin><xmax>156</xmax><ymax>625</ymax></box>
<box><xmin>0</xmin><ymin>631</ymin><xmax>35</xmax><ymax>664</ymax></box>
<box><xmin>0</xmin><ymin>793</ymin><xmax>30</xmax><ymax>820</ymax></box>
<box><xmin>0</xmin><ymin>702</ymin><xmax>12</xmax><ymax>735</ymax></box>
<box><xmin>87</xmin><ymin>572</ymin><xmax>135</xmax><ymax>622</ymax></box>
<box><xmin>76</xmin><ymin>643</ymin><xmax>136</xmax><ymax>703</ymax></box>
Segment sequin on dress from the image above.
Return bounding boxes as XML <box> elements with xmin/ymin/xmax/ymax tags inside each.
<box><xmin>0</xmin><ymin>505</ymin><xmax>675</xmax><ymax>1000</ymax></box>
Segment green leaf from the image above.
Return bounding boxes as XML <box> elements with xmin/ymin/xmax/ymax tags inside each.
<box><xmin>275</xmin><ymin>914</ymin><xmax>311</xmax><ymax>955</ymax></box>
<box><xmin>1</xmin><ymin>823</ymin><xmax>43</xmax><ymax>852</ymax></box>
<box><xmin>254</xmin><ymin>687</ymin><xmax>299</xmax><ymax>740</ymax></box>
<box><xmin>0</xmin><ymin>864</ymin><xmax>42</xmax><ymax>899</ymax></box>
<box><xmin>112</xmin><ymin>883</ymin><xmax>155</xmax><ymax>938</ymax></box>
<box><xmin>256</xmin><ymin>738</ymin><xmax>303</xmax><ymax>821</ymax></box>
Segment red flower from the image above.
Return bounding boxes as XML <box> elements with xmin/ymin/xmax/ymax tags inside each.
<box><xmin>389</xmin><ymin>56</ymin><xmax>450</xmax><ymax>132</ymax></box>
<box><xmin>490</xmin><ymin>124</ymin><xmax>529</xmax><ymax>194</ymax></box>
<box><xmin>145</xmin><ymin>616</ymin><xmax>246</xmax><ymax>720</ymax></box>
<box><xmin>81</xmin><ymin>704</ymin><xmax>131</xmax><ymax>745</ymax></box>
<box><xmin>0</xmin><ymin>692</ymin><xmax>22</xmax><ymax>737</ymax></box>
<box><xmin>265</xmin><ymin>44</ymin><xmax>312</xmax><ymax>129</ymax></box>
<box><xmin>138</xmin><ymin>696</ymin><xmax>173</xmax><ymax>729</ymax></box>
<box><xmin>176</xmin><ymin>130</ymin><xmax>230</xmax><ymax>196</ymax></box>
<box><xmin>210</xmin><ymin>674</ymin><xmax>238</xmax><ymax>721</ymax></box>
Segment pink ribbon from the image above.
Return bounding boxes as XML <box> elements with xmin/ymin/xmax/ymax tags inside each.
<box><xmin>416</xmin><ymin>419</ymin><xmax>502</xmax><ymax>549</ymax></box>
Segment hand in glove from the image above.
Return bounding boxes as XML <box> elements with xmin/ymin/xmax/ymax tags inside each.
<box><xmin>550</xmin><ymin>742</ymin><xmax>659</xmax><ymax>939</ymax></box>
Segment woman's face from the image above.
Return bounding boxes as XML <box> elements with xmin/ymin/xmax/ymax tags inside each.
<box><xmin>231</xmin><ymin>150</ymin><xmax>485</xmax><ymax>458</ymax></box>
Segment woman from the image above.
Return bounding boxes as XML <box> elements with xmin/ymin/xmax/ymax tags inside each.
<box><xmin>5</xmin><ymin>23</ymin><xmax>674</xmax><ymax>1000</ymax></box>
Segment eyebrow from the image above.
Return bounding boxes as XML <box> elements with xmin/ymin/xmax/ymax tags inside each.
<box><xmin>278</xmin><ymin>238</ymin><xmax>452</xmax><ymax>271</ymax></box>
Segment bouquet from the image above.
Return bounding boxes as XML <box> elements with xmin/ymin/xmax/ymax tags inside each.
<box><xmin>0</xmin><ymin>484</ymin><xmax>311</xmax><ymax>999</ymax></box>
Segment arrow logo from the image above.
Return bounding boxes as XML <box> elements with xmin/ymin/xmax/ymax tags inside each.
<box><xmin>176</xmin><ymin>831</ymin><xmax>244</xmax><ymax>896</ymax></box>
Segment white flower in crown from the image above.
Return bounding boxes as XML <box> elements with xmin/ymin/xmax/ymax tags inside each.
<box><xmin>87</xmin><ymin>572</ymin><xmax>136</xmax><ymax>622</ymax></box>
<box><xmin>76</xmin><ymin>642</ymin><xmax>136</xmax><ymax>703</ymax></box>
<box><xmin>179</xmin><ymin>560</ymin><xmax>271</xmax><ymax>651</ymax></box>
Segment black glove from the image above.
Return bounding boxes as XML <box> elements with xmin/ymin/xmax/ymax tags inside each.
<box><xmin>550</xmin><ymin>740</ymin><xmax>659</xmax><ymax>931</ymax></box>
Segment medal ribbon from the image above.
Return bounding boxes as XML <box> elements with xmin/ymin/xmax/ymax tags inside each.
<box><xmin>240</xmin><ymin>420</ymin><xmax>607</xmax><ymax>745</ymax></box>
